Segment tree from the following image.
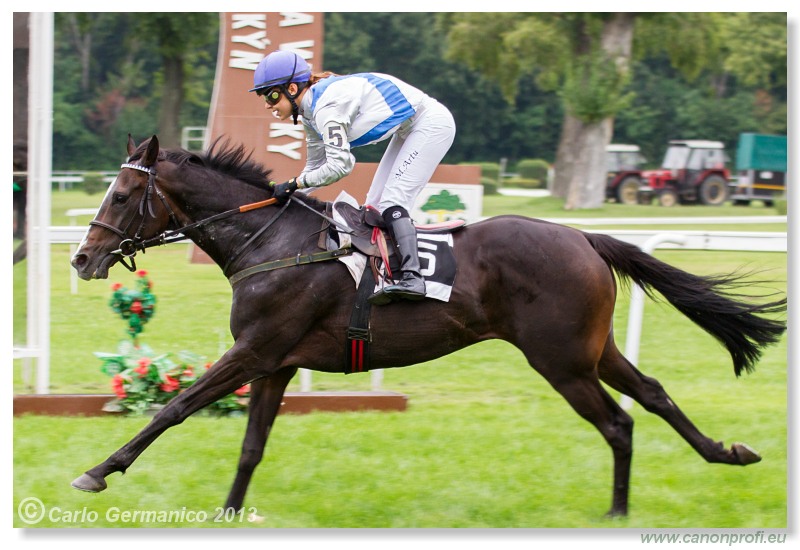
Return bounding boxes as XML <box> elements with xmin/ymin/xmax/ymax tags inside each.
<box><xmin>61</xmin><ymin>14</ymin><xmax>102</xmax><ymax>94</ymax></box>
<box><xmin>442</xmin><ymin>13</ymin><xmax>728</xmax><ymax>209</ymax></box>
<box><xmin>45</xmin><ymin>13</ymin><xmax>784</xmax><ymax>176</ymax></box>
<box><xmin>720</xmin><ymin>13</ymin><xmax>787</xmax><ymax>91</ymax></box>
<box><xmin>718</xmin><ymin>13</ymin><xmax>787</xmax><ymax>135</ymax></box>
<box><xmin>51</xmin><ymin>13</ymin><xmax>218</xmax><ymax>168</ymax></box>
<box><xmin>323</xmin><ymin>13</ymin><xmax>563</xmax><ymax>165</ymax></box>
<box><xmin>53</xmin><ymin>13</ymin><xmax>158</xmax><ymax>169</ymax></box>
<box><xmin>442</xmin><ymin>13</ymin><xmax>636</xmax><ymax>208</ymax></box>
<box><xmin>131</xmin><ymin>13</ymin><xmax>218</xmax><ymax>148</ymax></box>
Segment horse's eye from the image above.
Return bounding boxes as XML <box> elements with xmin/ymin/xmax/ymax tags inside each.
<box><xmin>112</xmin><ymin>192</ymin><xmax>129</xmax><ymax>205</ymax></box>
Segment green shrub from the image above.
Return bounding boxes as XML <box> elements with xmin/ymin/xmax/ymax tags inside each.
<box><xmin>463</xmin><ymin>162</ymin><xmax>500</xmax><ymax>183</ymax></box>
<box><xmin>480</xmin><ymin>177</ymin><xmax>499</xmax><ymax>195</ymax></box>
<box><xmin>516</xmin><ymin>159</ymin><xmax>550</xmax><ymax>182</ymax></box>
<box><xmin>774</xmin><ymin>197</ymin><xmax>787</xmax><ymax>215</ymax></box>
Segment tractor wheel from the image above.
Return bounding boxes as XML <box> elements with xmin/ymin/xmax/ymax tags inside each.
<box><xmin>658</xmin><ymin>188</ymin><xmax>679</xmax><ymax>207</ymax></box>
<box><xmin>699</xmin><ymin>175</ymin><xmax>728</xmax><ymax>206</ymax></box>
<box><xmin>616</xmin><ymin>177</ymin><xmax>641</xmax><ymax>205</ymax></box>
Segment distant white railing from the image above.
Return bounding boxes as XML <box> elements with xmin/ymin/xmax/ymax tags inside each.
<box><xmin>22</xmin><ymin>216</ymin><xmax>786</xmax><ymax>395</ymax></box>
<box><xmin>589</xmin><ymin>229</ymin><xmax>786</xmax><ymax>253</ymax></box>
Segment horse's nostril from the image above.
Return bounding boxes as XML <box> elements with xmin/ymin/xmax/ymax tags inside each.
<box><xmin>72</xmin><ymin>254</ymin><xmax>87</xmax><ymax>267</ymax></box>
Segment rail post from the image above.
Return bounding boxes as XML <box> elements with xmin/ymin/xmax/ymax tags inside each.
<box><xmin>620</xmin><ymin>233</ymin><xmax>689</xmax><ymax>410</ymax></box>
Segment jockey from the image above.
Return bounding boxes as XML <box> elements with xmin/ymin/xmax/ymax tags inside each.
<box><xmin>250</xmin><ymin>50</ymin><xmax>456</xmax><ymax>305</ymax></box>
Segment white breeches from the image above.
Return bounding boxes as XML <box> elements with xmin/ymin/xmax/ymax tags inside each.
<box><xmin>364</xmin><ymin>98</ymin><xmax>456</xmax><ymax>214</ymax></box>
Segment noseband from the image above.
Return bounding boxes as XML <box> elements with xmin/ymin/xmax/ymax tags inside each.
<box><xmin>89</xmin><ymin>162</ymin><xmax>180</xmax><ymax>272</ymax></box>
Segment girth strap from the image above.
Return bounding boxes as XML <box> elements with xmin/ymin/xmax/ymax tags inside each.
<box><xmin>345</xmin><ymin>267</ymin><xmax>376</xmax><ymax>374</ymax></box>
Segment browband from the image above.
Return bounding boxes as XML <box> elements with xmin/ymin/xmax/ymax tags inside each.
<box><xmin>121</xmin><ymin>163</ymin><xmax>154</xmax><ymax>173</ymax></box>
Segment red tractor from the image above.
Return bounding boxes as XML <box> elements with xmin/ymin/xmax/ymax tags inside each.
<box><xmin>605</xmin><ymin>144</ymin><xmax>647</xmax><ymax>205</ymax></box>
<box><xmin>642</xmin><ymin>140</ymin><xmax>730</xmax><ymax>206</ymax></box>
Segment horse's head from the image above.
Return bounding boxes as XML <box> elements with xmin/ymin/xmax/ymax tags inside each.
<box><xmin>71</xmin><ymin>135</ymin><xmax>176</xmax><ymax>280</ymax></box>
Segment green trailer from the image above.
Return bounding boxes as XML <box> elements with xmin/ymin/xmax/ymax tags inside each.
<box><xmin>730</xmin><ymin>133</ymin><xmax>787</xmax><ymax>206</ymax></box>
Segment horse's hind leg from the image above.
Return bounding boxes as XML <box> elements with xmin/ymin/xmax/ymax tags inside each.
<box><xmin>597</xmin><ymin>336</ymin><xmax>761</xmax><ymax>466</ymax></box>
<box><xmin>71</xmin><ymin>345</ymin><xmax>259</xmax><ymax>493</ymax></box>
<box><xmin>224</xmin><ymin>367</ymin><xmax>297</xmax><ymax>512</ymax></box>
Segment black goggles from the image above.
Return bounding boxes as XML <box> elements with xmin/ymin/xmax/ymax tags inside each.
<box><xmin>258</xmin><ymin>87</ymin><xmax>283</xmax><ymax>106</ymax></box>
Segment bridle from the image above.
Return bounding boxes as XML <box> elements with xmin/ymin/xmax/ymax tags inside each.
<box><xmin>89</xmin><ymin>159</ymin><xmax>350</xmax><ymax>280</ymax></box>
<box><xmin>89</xmin><ymin>162</ymin><xmax>182</xmax><ymax>272</ymax></box>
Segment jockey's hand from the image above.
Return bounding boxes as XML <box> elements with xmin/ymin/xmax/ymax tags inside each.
<box><xmin>270</xmin><ymin>178</ymin><xmax>299</xmax><ymax>204</ymax></box>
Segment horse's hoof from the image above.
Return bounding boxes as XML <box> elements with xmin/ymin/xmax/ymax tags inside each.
<box><xmin>71</xmin><ymin>473</ymin><xmax>108</xmax><ymax>493</ymax></box>
<box><xmin>732</xmin><ymin>442</ymin><xmax>762</xmax><ymax>465</ymax></box>
<box><xmin>604</xmin><ymin>508</ymin><xmax>628</xmax><ymax>519</ymax></box>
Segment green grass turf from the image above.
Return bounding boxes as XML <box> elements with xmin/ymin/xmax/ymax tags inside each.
<box><xmin>13</xmin><ymin>333</ymin><xmax>787</xmax><ymax>528</ymax></box>
<box><xmin>12</xmin><ymin>189</ymin><xmax>788</xmax><ymax>528</ymax></box>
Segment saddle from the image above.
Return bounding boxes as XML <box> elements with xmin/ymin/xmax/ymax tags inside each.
<box><xmin>331</xmin><ymin>201</ymin><xmax>465</xmax><ymax>374</ymax></box>
<box><xmin>333</xmin><ymin>202</ymin><xmax>466</xmax><ymax>263</ymax></box>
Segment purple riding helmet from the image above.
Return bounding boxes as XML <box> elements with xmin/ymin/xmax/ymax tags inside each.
<box><xmin>250</xmin><ymin>51</ymin><xmax>312</xmax><ymax>124</ymax></box>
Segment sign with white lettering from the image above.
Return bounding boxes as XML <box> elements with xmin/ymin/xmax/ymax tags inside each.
<box><xmin>206</xmin><ymin>12</ymin><xmax>324</xmax><ymax>181</ymax></box>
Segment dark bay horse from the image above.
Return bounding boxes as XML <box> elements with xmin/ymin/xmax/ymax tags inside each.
<box><xmin>70</xmin><ymin>136</ymin><xmax>786</xmax><ymax>518</ymax></box>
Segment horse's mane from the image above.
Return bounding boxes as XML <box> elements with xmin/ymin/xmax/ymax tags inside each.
<box><xmin>196</xmin><ymin>137</ymin><xmax>327</xmax><ymax>210</ymax></box>
<box><xmin>129</xmin><ymin>136</ymin><xmax>272</xmax><ymax>190</ymax></box>
<box><xmin>199</xmin><ymin>137</ymin><xmax>274</xmax><ymax>189</ymax></box>
<box><xmin>130</xmin><ymin>136</ymin><xmax>327</xmax><ymax>210</ymax></box>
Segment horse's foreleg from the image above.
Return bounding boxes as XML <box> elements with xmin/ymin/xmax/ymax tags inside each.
<box><xmin>547</xmin><ymin>374</ymin><xmax>634</xmax><ymax>517</ymax></box>
<box><xmin>71</xmin><ymin>346</ymin><xmax>259</xmax><ymax>493</ymax></box>
<box><xmin>224</xmin><ymin>367</ymin><xmax>297</xmax><ymax>512</ymax></box>
<box><xmin>597</xmin><ymin>338</ymin><xmax>761</xmax><ymax>466</ymax></box>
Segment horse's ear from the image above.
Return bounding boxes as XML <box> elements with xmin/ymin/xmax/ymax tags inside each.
<box><xmin>126</xmin><ymin>134</ymin><xmax>136</xmax><ymax>157</ymax></box>
<box><xmin>142</xmin><ymin>135</ymin><xmax>159</xmax><ymax>166</ymax></box>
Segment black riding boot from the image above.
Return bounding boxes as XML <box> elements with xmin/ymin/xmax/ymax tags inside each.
<box><xmin>369</xmin><ymin>213</ymin><xmax>426</xmax><ymax>305</ymax></box>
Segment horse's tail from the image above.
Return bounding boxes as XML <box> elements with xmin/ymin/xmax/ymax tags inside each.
<box><xmin>583</xmin><ymin>232</ymin><xmax>786</xmax><ymax>376</ymax></box>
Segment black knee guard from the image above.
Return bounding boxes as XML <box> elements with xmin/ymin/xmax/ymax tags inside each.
<box><xmin>382</xmin><ymin>205</ymin><xmax>410</xmax><ymax>225</ymax></box>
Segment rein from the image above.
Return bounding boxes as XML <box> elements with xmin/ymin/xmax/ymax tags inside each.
<box><xmin>93</xmin><ymin>161</ymin><xmax>350</xmax><ymax>282</ymax></box>
<box><xmin>93</xmin><ymin>161</ymin><xmax>282</xmax><ymax>272</ymax></box>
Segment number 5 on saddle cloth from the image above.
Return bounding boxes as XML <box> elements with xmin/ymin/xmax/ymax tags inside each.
<box><xmin>325</xmin><ymin>192</ymin><xmax>463</xmax><ymax>373</ymax></box>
